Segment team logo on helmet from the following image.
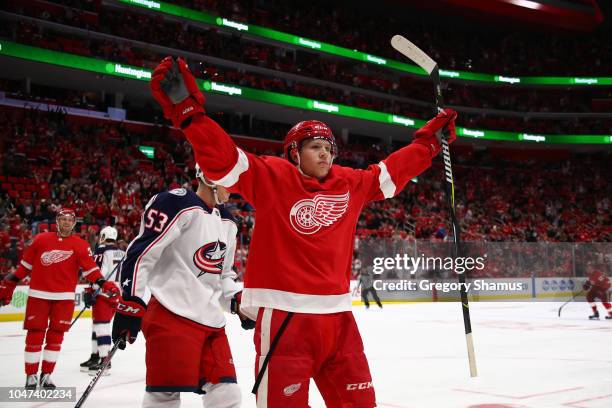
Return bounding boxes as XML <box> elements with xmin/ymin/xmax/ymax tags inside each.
<box><xmin>193</xmin><ymin>240</ymin><xmax>227</xmax><ymax>276</ymax></box>
<box><xmin>56</xmin><ymin>208</ymin><xmax>76</xmax><ymax>218</ymax></box>
<box><xmin>289</xmin><ymin>192</ymin><xmax>349</xmax><ymax>235</ymax></box>
<box><xmin>40</xmin><ymin>250</ymin><xmax>74</xmax><ymax>266</ymax></box>
<box><xmin>284</xmin><ymin>120</ymin><xmax>337</xmax><ymax>163</ymax></box>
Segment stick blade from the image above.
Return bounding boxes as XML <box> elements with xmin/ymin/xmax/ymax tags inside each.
<box><xmin>390</xmin><ymin>35</ymin><xmax>437</xmax><ymax>74</ymax></box>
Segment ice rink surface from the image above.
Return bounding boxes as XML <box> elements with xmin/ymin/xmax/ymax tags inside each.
<box><xmin>1</xmin><ymin>302</ymin><xmax>611</xmax><ymax>408</ymax></box>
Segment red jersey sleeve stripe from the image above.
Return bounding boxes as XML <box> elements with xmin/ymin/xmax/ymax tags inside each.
<box><xmin>377</xmin><ymin>161</ymin><xmax>396</xmax><ymax>199</ymax></box>
<box><xmin>82</xmin><ymin>267</ymin><xmax>100</xmax><ymax>277</ymax></box>
<box><xmin>211</xmin><ymin>148</ymin><xmax>250</xmax><ymax>188</ymax></box>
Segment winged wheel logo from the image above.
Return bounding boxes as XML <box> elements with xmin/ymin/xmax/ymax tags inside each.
<box><xmin>289</xmin><ymin>192</ymin><xmax>349</xmax><ymax>235</ymax></box>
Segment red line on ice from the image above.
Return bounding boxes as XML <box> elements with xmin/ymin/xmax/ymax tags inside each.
<box><xmin>454</xmin><ymin>386</ymin><xmax>583</xmax><ymax>399</ymax></box>
<box><xmin>561</xmin><ymin>393</ymin><xmax>612</xmax><ymax>408</ymax></box>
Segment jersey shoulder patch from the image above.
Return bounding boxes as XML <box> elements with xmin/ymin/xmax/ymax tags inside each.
<box><xmin>155</xmin><ymin>189</ymin><xmax>206</xmax><ymax>210</ymax></box>
<box><xmin>168</xmin><ymin>188</ymin><xmax>187</xmax><ymax>196</ymax></box>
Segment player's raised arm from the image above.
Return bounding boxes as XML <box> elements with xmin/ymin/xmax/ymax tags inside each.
<box><xmin>359</xmin><ymin>109</ymin><xmax>458</xmax><ymax>203</ymax></box>
<box><xmin>149</xmin><ymin>57</ymin><xmax>276</xmax><ymax>205</ymax></box>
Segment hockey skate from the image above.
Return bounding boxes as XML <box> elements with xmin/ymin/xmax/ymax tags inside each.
<box><xmin>588</xmin><ymin>311</ymin><xmax>600</xmax><ymax>320</ymax></box>
<box><xmin>25</xmin><ymin>374</ymin><xmax>38</xmax><ymax>389</ymax></box>
<box><xmin>39</xmin><ymin>373</ymin><xmax>56</xmax><ymax>388</ymax></box>
<box><xmin>605</xmin><ymin>314</ymin><xmax>612</xmax><ymax>320</ymax></box>
<box><xmin>80</xmin><ymin>353</ymin><xmax>99</xmax><ymax>372</ymax></box>
<box><xmin>88</xmin><ymin>361</ymin><xmax>111</xmax><ymax>376</ymax></box>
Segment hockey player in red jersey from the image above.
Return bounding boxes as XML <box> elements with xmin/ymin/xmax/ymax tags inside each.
<box><xmin>583</xmin><ymin>263</ymin><xmax>612</xmax><ymax>320</ymax></box>
<box><xmin>0</xmin><ymin>208</ymin><xmax>119</xmax><ymax>388</ymax></box>
<box><xmin>150</xmin><ymin>57</ymin><xmax>457</xmax><ymax>407</ymax></box>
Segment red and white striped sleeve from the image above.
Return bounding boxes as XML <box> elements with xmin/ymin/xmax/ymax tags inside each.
<box><xmin>359</xmin><ymin>143</ymin><xmax>432</xmax><ymax>203</ymax></box>
<box><xmin>182</xmin><ymin>115</ymin><xmax>280</xmax><ymax>207</ymax></box>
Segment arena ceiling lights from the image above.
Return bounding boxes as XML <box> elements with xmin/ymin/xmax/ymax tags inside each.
<box><xmin>116</xmin><ymin>0</ymin><xmax>612</xmax><ymax>87</ymax></box>
<box><xmin>506</xmin><ymin>0</ymin><xmax>542</xmax><ymax>10</ymax></box>
<box><xmin>2</xmin><ymin>40</ymin><xmax>610</xmax><ymax>145</ymax></box>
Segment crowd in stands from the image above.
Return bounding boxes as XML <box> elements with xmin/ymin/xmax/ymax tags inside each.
<box><xmin>444</xmin><ymin>84</ymin><xmax>612</xmax><ymax>114</ymax></box>
<box><xmin>1</xmin><ymin>106</ymin><xmax>610</xmax><ymax>282</ymax></box>
<box><xmin>0</xmin><ymin>106</ymin><xmax>188</xmax><ymax>274</ymax></box>
<box><xmin>2</xmin><ymin>0</ymin><xmax>610</xmax><ymax>280</ymax></box>
<box><xmin>36</xmin><ymin>0</ymin><xmax>605</xmax><ymax>76</ymax></box>
<box><xmin>0</xmin><ymin>80</ymin><xmax>107</xmax><ymax>112</ymax></box>
<box><xmin>4</xmin><ymin>17</ymin><xmax>611</xmax><ymax>134</ymax></box>
<box><xmin>172</xmin><ymin>0</ymin><xmax>612</xmax><ymax>76</ymax></box>
<box><xmin>3</xmin><ymin>2</ymin><xmax>612</xmax><ymax>132</ymax></box>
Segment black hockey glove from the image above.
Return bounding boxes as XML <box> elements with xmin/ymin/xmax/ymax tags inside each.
<box><xmin>231</xmin><ymin>292</ymin><xmax>256</xmax><ymax>330</ymax></box>
<box><xmin>238</xmin><ymin>315</ymin><xmax>256</xmax><ymax>330</ymax></box>
<box><xmin>83</xmin><ymin>287</ymin><xmax>96</xmax><ymax>308</ymax></box>
<box><xmin>112</xmin><ymin>296</ymin><xmax>147</xmax><ymax>350</ymax></box>
<box><xmin>582</xmin><ymin>280</ymin><xmax>592</xmax><ymax>291</ymax></box>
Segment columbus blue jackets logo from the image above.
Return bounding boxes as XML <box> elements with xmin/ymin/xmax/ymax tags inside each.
<box><xmin>193</xmin><ymin>240</ymin><xmax>227</xmax><ymax>276</ymax></box>
<box><xmin>289</xmin><ymin>191</ymin><xmax>349</xmax><ymax>235</ymax></box>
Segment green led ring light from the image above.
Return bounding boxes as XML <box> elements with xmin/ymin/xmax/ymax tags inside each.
<box><xmin>1</xmin><ymin>41</ymin><xmax>609</xmax><ymax>145</ymax></box>
<box><xmin>116</xmin><ymin>0</ymin><xmax>612</xmax><ymax>87</ymax></box>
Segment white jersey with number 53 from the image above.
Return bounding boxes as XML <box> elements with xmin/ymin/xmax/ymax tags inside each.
<box><xmin>118</xmin><ymin>188</ymin><xmax>241</xmax><ymax>328</ymax></box>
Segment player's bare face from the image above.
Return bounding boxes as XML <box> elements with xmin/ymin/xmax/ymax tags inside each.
<box><xmin>298</xmin><ymin>139</ymin><xmax>333</xmax><ymax>180</ymax></box>
<box><xmin>57</xmin><ymin>215</ymin><xmax>76</xmax><ymax>237</ymax></box>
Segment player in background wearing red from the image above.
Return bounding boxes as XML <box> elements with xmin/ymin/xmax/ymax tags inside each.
<box><xmin>80</xmin><ymin>226</ymin><xmax>125</xmax><ymax>375</ymax></box>
<box><xmin>583</xmin><ymin>263</ymin><xmax>612</xmax><ymax>320</ymax></box>
<box><xmin>150</xmin><ymin>57</ymin><xmax>456</xmax><ymax>407</ymax></box>
<box><xmin>0</xmin><ymin>209</ymin><xmax>119</xmax><ymax>388</ymax></box>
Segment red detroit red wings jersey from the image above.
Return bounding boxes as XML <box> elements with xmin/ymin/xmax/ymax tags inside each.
<box><xmin>588</xmin><ymin>270</ymin><xmax>611</xmax><ymax>291</ymax></box>
<box><xmin>15</xmin><ymin>232</ymin><xmax>101</xmax><ymax>300</ymax></box>
<box><xmin>184</xmin><ymin>116</ymin><xmax>433</xmax><ymax>318</ymax></box>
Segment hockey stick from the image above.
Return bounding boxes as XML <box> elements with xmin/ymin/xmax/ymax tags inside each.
<box><xmin>391</xmin><ymin>35</ymin><xmax>477</xmax><ymax>377</ymax></box>
<box><xmin>251</xmin><ymin>312</ymin><xmax>293</xmax><ymax>394</ymax></box>
<box><xmin>70</xmin><ymin>257</ymin><xmax>125</xmax><ymax>329</ymax></box>
<box><xmin>558</xmin><ymin>289</ymin><xmax>584</xmax><ymax>317</ymax></box>
<box><xmin>74</xmin><ymin>338</ymin><xmax>125</xmax><ymax>408</ymax></box>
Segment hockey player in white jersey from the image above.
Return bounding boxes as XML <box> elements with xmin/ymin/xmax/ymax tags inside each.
<box><xmin>80</xmin><ymin>226</ymin><xmax>125</xmax><ymax>374</ymax></box>
<box><xmin>112</xmin><ymin>165</ymin><xmax>250</xmax><ymax>408</ymax></box>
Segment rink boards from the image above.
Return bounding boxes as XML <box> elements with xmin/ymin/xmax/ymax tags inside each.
<box><xmin>351</xmin><ymin>277</ymin><xmax>589</xmax><ymax>304</ymax></box>
<box><xmin>0</xmin><ymin>284</ymin><xmax>91</xmax><ymax>322</ymax></box>
<box><xmin>0</xmin><ymin>278</ymin><xmax>591</xmax><ymax>321</ymax></box>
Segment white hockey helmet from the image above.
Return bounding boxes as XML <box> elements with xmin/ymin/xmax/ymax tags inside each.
<box><xmin>195</xmin><ymin>163</ymin><xmax>207</xmax><ymax>185</ymax></box>
<box><xmin>195</xmin><ymin>163</ymin><xmax>224</xmax><ymax>206</ymax></box>
<box><xmin>100</xmin><ymin>226</ymin><xmax>118</xmax><ymax>243</ymax></box>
